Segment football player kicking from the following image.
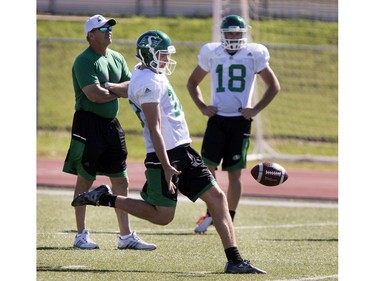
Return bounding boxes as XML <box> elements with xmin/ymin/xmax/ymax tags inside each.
<box><xmin>72</xmin><ymin>29</ymin><xmax>266</xmax><ymax>274</ymax></box>
<box><xmin>187</xmin><ymin>15</ymin><xmax>280</xmax><ymax>233</ymax></box>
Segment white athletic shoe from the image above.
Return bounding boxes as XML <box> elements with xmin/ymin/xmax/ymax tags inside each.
<box><xmin>73</xmin><ymin>229</ymin><xmax>99</xmax><ymax>249</ymax></box>
<box><xmin>118</xmin><ymin>232</ymin><xmax>156</xmax><ymax>250</ymax></box>
<box><xmin>194</xmin><ymin>214</ymin><xmax>213</xmax><ymax>233</ymax></box>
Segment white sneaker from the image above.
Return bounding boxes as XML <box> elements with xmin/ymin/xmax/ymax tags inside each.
<box><xmin>118</xmin><ymin>232</ymin><xmax>156</xmax><ymax>250</ymax></box>
<box><xmin>194</xmin><ymin>215</ymin><xmax>213</xmax><ymax>233</ymax></box>
<box><xmin>73</xmin><ymin>229</ymin><xmax>99</xmax><ymax>249</ymax></box>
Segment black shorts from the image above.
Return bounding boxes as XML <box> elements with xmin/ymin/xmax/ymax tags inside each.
<box><xmin>63</xmin><ymin>110</ymin><xmax>128</xmax><ymax>180</ymax></box>
<box><xmin>140</xmin><ymin>144</ymin><xmax>216</xmax><ymax>207</ymax></box>
<box><xmin>201</xmin><ymin>115</ymin><xmax>252</xmax><ymax>171</ymax></box>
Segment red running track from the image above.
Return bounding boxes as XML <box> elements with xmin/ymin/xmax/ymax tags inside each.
<box><xmin>37</xmin><ymin>158</ymin><xmax>338</xmax><ymax>201</ymax></box>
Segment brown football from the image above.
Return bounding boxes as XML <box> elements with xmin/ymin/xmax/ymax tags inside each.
<box><xmin>250</xmin><ymin>162</ymin><xmax>288</xmax><ymax>187</ymax></box>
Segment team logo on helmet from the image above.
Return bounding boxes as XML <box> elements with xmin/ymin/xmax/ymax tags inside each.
<box><xmin>138</xmin><ymin>35</ymin><xmax>163</xmax><ymax>49</ymax></box>
<box><xmin>136</xmin><ymin>30</ymin><xmax>177</xmax><ymax>75</ymax></box>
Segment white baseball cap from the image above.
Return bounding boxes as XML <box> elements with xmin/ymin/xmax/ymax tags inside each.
<box><xmin>84</xmin><ymin>14</ymin><xmax>116</xmax><ymax>34</ymax></box>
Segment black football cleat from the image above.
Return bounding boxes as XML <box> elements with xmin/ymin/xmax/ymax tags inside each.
<box><xmin>71</xmin><ymin>184</ymin><xmax>112</xmax><ymax>207</ymax></box>
<box><xmin>224</xmin><ymin>259</ymin><xmax>266</xmax><ymax>274</ymax></box>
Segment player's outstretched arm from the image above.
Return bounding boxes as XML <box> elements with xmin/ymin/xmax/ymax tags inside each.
<box><xmin>141</xmin><ymin>102</ymin><xmax>181</xmax><ymax>194</ymax></box>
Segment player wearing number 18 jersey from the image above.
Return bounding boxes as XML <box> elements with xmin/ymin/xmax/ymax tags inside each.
<box><xmin>198</xmin><ymin>40</ymin><xmax>269</xmax><ymax>116</ymax></box>
<box><xmin>187</xmin><ymin>15</ymin><xmax>281</xmax><ymax>233</ymax></box>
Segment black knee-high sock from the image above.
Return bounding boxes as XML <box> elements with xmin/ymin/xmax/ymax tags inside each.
<box><xmin>98</xmin><ymin>193</ymin><xmax>117</xmax><ymax>207</ymax></box>
<box><xmin>229</xmin><ymin>210</ymin><xmax>236</xmax><ymax>221</ymax></box>
<box><xmin>225</xmin><ymin>247</ymin><xmax>243</xmax><ymax>264</ymax></box>
<box><xmin>207</xmin><ymin>210</ymin><xmax>236</xmax><ymax>221</ymax></box>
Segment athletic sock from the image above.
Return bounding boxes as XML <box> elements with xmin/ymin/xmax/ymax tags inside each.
<box><xmin>225</xmin><ymin>246</ymin><xmax>243</xmax><ymax>264</ymax></box>
<box><xmin>229</xmin><ymin>210</ymin><xmax>236</xmax><ymax>221</ymax></box>
<box><xmin>98</xmin><ymin>194</ymin><xmax>117</xmax><ymax>207</ymax></box>
<box><xmin>120</xmin><ymin>233</ymin><xmax>133</xmax><ymax>240</ymax></box>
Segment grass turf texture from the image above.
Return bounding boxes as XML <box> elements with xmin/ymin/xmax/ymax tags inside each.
<box><xmin>37</xmin><ymin>16</ymin><xmax>338</xmax><ymax>165</ymax></box>
<box><xmin>37</xmin><ymin>188</ymin><xmax>338</xmax><ymax>280</ymax></box>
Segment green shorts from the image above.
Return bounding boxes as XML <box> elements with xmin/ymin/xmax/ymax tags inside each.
<box><xmin>140</xmin><ymin>144</ymin><xmax>216</xmax><ymax>207</ymax></box>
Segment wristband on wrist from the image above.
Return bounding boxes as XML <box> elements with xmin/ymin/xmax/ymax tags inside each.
<box><xmin>104</xmin><ymin>82</ymin><xmax>110</xmax><ymax>89</ymax></box>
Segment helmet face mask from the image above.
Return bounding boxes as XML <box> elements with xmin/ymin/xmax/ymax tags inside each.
<box><xmin>220</xmin><ymin>15</ymin><xmax>248</xmax><ymax>51</ymax></box>
<box><xmin>136</xmin><ymin>30</ymin><xmax>176</xmax><ymax>75</ymax></box>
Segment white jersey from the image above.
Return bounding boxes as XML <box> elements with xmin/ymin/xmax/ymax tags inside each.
<box><xmin>128</xmin><ymin>64</ymin><xmax>192</xmax><ymax>153</ymax></box>
<box><xmin>198</xmin><ymin>42</ymin><xmax>270</xmax><ymax>116</ymax></box>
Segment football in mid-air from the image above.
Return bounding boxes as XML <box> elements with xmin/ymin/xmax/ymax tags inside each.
<box><xmin>250</xmin><ymin>162</ymin><xmax>288</xmax><ymax>187</ymax></box>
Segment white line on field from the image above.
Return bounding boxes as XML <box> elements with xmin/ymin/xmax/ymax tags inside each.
<box><xmin>271</xmin><ymin>274</ymin><xmax>338</xmax><ymax>281</ymax></box>
<box><xmin>37</xmin><ymin>188</ymin><xmax>337</xmax><ymax>209</ymax></box>
<box><xmin>235</xmin><ymin>221</ymin><xmax>337</xmax><ymax>230</ymax></box>
<box><xmin>139</xmin><ymin>222</ymin><xmax>337</xmax><ymax>233</ymax></box>
<box><xmin>52</xmin><ymin>221</ymin><xmax>337</xmax><ymax>236</ymax></box>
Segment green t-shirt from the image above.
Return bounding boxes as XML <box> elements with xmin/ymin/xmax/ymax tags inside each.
<box><xmin>72</xmin><ymin>47</ymin><xmax>131</xmax><ymax>118</ymax></box>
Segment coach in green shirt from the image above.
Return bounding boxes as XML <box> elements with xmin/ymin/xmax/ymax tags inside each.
<box><xmin>63</xmin><ymin>14</ymin><xmax>156</xmax><ymax>251</ymax></box>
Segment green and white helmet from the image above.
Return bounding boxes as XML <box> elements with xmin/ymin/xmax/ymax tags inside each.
<box><xmin>136</xmin><ymin>30</ymin><xmax>176</xmax><ymax>75</ymax></box>
<box><xmin>220</xmin><ymin>15</ymin><xmax>248</xmax><ymax>51</ymax></box>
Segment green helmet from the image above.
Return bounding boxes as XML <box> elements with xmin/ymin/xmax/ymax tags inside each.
<box><xmin>136</xmin><ymin>30</ymin><xmax>176</xmax><ymax>75</ymax></box>
<box><xmin>220</xmin><ymin>15</ymin><xmax>248</xmax><ymax>50</ymax></box>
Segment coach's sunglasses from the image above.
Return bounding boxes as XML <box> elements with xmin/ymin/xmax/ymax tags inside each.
<box><xmin>93</xmin><ymin>26</ymin><xmax>113</xmax><ymax>33</ymax></box>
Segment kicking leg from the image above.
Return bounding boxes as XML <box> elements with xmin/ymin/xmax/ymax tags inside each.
<box><xmin>72</xmin><ymin>185</ymin><xmax>175</xmax><ymax>226</ymax></box>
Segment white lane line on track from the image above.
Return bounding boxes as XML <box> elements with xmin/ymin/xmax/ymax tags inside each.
<box><xmin>37</xmin><ymin>188</ymin><xmax>337</xmax><ymax>209</ymax></box>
